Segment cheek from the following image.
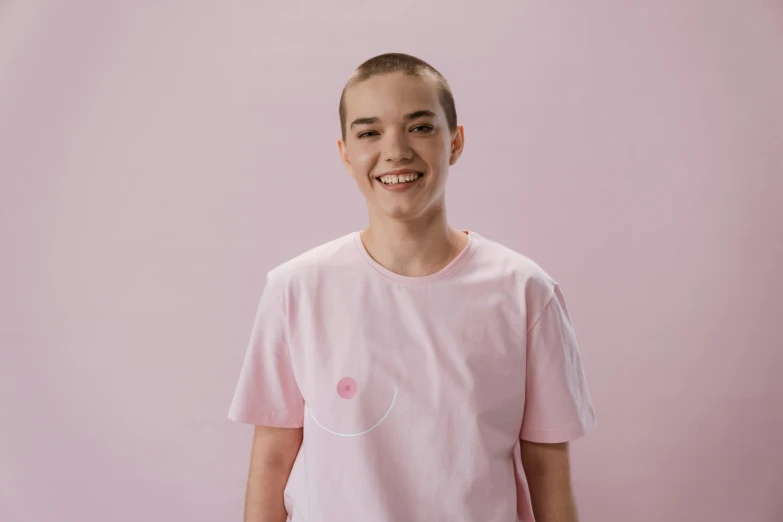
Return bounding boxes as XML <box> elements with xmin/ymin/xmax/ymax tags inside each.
<box><xmin>350</xmin><ymin>148</ymin><xmax>374</xmax><ymax>171</ymax></box>
<box><xmin>418</xmin><ymin>141</ymin><xmax>448</xmax><ymax>166</ymax></box>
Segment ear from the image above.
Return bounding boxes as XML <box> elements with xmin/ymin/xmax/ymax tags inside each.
<box><xmin>448</xmin><ymin>125</ymin><xmax>465</xmax><ymax>166</ymax></box>
<box><xmin>338</xmin><ymin>139</ymin><xmax>352</xmax><ymax>176</ymax></box>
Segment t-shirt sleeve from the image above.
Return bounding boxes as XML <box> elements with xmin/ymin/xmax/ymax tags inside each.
<box><xmin>227</xmin><ymin>271</ymin><xmax>304</xmax><ymax>427</ymax></box>
<box><xmin>520</xmin><ymin>283</ymin><xmax>597</xmax><ymax>443</ymax></box>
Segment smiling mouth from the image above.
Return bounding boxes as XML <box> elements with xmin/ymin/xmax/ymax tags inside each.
<box><xmin>376</xmin><ymin>172</ymin><xmax>423</xmax><ymax>185</ymax></box>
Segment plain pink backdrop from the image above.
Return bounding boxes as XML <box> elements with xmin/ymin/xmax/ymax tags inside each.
<box><xmin>2</xmin><ymin>1</ymin><xmax>782</xmax><ymax>521</ymax></box>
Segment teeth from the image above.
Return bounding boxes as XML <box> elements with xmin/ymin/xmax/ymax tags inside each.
<box><xmin>380</xmin><ymin>173</ymin><xmax>421</xmax><ymax>184</ymax></box>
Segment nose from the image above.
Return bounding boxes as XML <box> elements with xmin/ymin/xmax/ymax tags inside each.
<box><xmin>382</xmin><ymin>130</ymin><xmax>413</xmax><ymax>163</ymax></box>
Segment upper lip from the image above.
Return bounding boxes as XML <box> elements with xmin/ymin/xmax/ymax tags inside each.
<box><xmin>374</xmin><ymin>168</ymin><xmax>422</xmax><ymax>179</ymax></box>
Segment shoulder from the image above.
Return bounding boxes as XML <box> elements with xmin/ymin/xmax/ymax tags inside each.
<box><xmin>265</xmin><ymin>232</ymin><xmax>358</xmax><ymax>289</ymax></box>
<box><xmin>472</xmin><ymin>232</ymin><xmax>557</xmax><ymax>294</ymax></box>
<box><xmin>470</xmin><ymin>232</ymin><xmax>560</xmax><ymax>321</ymax></box>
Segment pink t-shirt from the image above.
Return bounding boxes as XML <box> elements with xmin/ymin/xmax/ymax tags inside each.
<box><xmin>228</xmin><ymin>231</ymin><xmax>597</xmax><ymax>521</ymax></box>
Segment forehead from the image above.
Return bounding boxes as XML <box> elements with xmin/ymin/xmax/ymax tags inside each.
<box><xmin>344</xmin><ymin>72</ymin><xmax>442</xmax><ymax>121</ymax></box>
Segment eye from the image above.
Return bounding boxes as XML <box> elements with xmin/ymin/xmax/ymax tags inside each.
<box><xmin>357</xmin><ymin>125</ymin><xmax>433</xmax><ymax>139</ymax></box>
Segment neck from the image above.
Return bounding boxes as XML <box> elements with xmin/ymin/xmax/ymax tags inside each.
<box><xmin>361</xmin><ymin>207</ymin><xmax>468</xmax><ymax>278</ymax></box>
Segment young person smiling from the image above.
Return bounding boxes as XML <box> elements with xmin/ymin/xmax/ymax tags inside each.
<box><xmin>229</xmin><ymin>53</ymin><xmax>597</xmax><ymax>522</ymax></box>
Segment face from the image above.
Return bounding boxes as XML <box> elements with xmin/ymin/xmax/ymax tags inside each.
<box><xmin>338</xmin><ymin>72</ymin><xmax>464</xmax><ymax>223</ymax></box>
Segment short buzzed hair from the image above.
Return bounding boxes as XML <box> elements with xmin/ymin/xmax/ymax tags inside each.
<box><xmin>339</xmin><ymin>53</ymin><xmax>458</xmax><ymax>142</ymax></box>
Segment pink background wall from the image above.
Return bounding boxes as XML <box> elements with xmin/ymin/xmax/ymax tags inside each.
<box><xmin>2</xmin><ymin>1</ymin><xmax>782</xmax><ymax>521</ymax></box>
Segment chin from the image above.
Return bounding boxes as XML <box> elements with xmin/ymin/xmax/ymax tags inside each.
<box><xmin>380</xmin><ymin>206</ymin><xmax>423</xmax><ymax>222</ymax></box>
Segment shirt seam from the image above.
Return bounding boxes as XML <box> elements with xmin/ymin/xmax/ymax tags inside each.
<box><xmin>526</xmin><ymin>284</ymin><xmax>558</xmax><ymax>334</ymax></box>
<box><xmin>353</xmin><ymin>231</ymin><xmax>476</xmax><ymax>287</ymax></box>
<box><xmin>268</xmin><ymin>270</ymin><xmax>304</xmax><ymax>408</ymax></box>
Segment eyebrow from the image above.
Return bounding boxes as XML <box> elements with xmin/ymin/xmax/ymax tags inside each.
<box><xmin>349</xmin><ymin>110</ymin><xmax>437</xmax><ymax>129</ymax></box>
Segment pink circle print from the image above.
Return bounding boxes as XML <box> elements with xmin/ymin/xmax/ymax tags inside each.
<box><xmin>337</xmin><ymin>377</ymin><xmax>358</xmax><ymax>400</ymax></box>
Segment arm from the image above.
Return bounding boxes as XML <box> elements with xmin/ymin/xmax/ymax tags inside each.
<box><xmin>243</xmin><ymin>425</ymin><xmax>303</xmax><ymax>522</ymax></box>
<box><xmin>521</xmin><ymin>440</ymin><xmax>580</xmax><ymax>522</ymax></box>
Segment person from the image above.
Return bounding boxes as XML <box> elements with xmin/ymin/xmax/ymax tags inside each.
<box><xmin>228</xmin><ymin>52</ymin><xmax>597</xmax><ymax>522</ymax></box>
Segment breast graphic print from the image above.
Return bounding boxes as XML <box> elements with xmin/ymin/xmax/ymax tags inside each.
<box><xmin>303</xmin><ymin>338</ymin><xmax>400</xmax><ymax>438</ymax></box>
<box><xmin>308</xmin><ymin>374</ymin><xmax>398</xmax><ymax>437</ymax></box>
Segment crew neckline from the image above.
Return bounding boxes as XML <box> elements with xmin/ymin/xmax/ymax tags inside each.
<box><xmin>353</xmin><ymin>230</ymin><xmax>476</xmax><ymax>285</ymax></box>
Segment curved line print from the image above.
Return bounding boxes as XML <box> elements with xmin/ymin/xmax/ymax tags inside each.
<box><xmin>308</xmin><ymin>387</ymin><xmax>398</xmax><ymax>437</ymax></box>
